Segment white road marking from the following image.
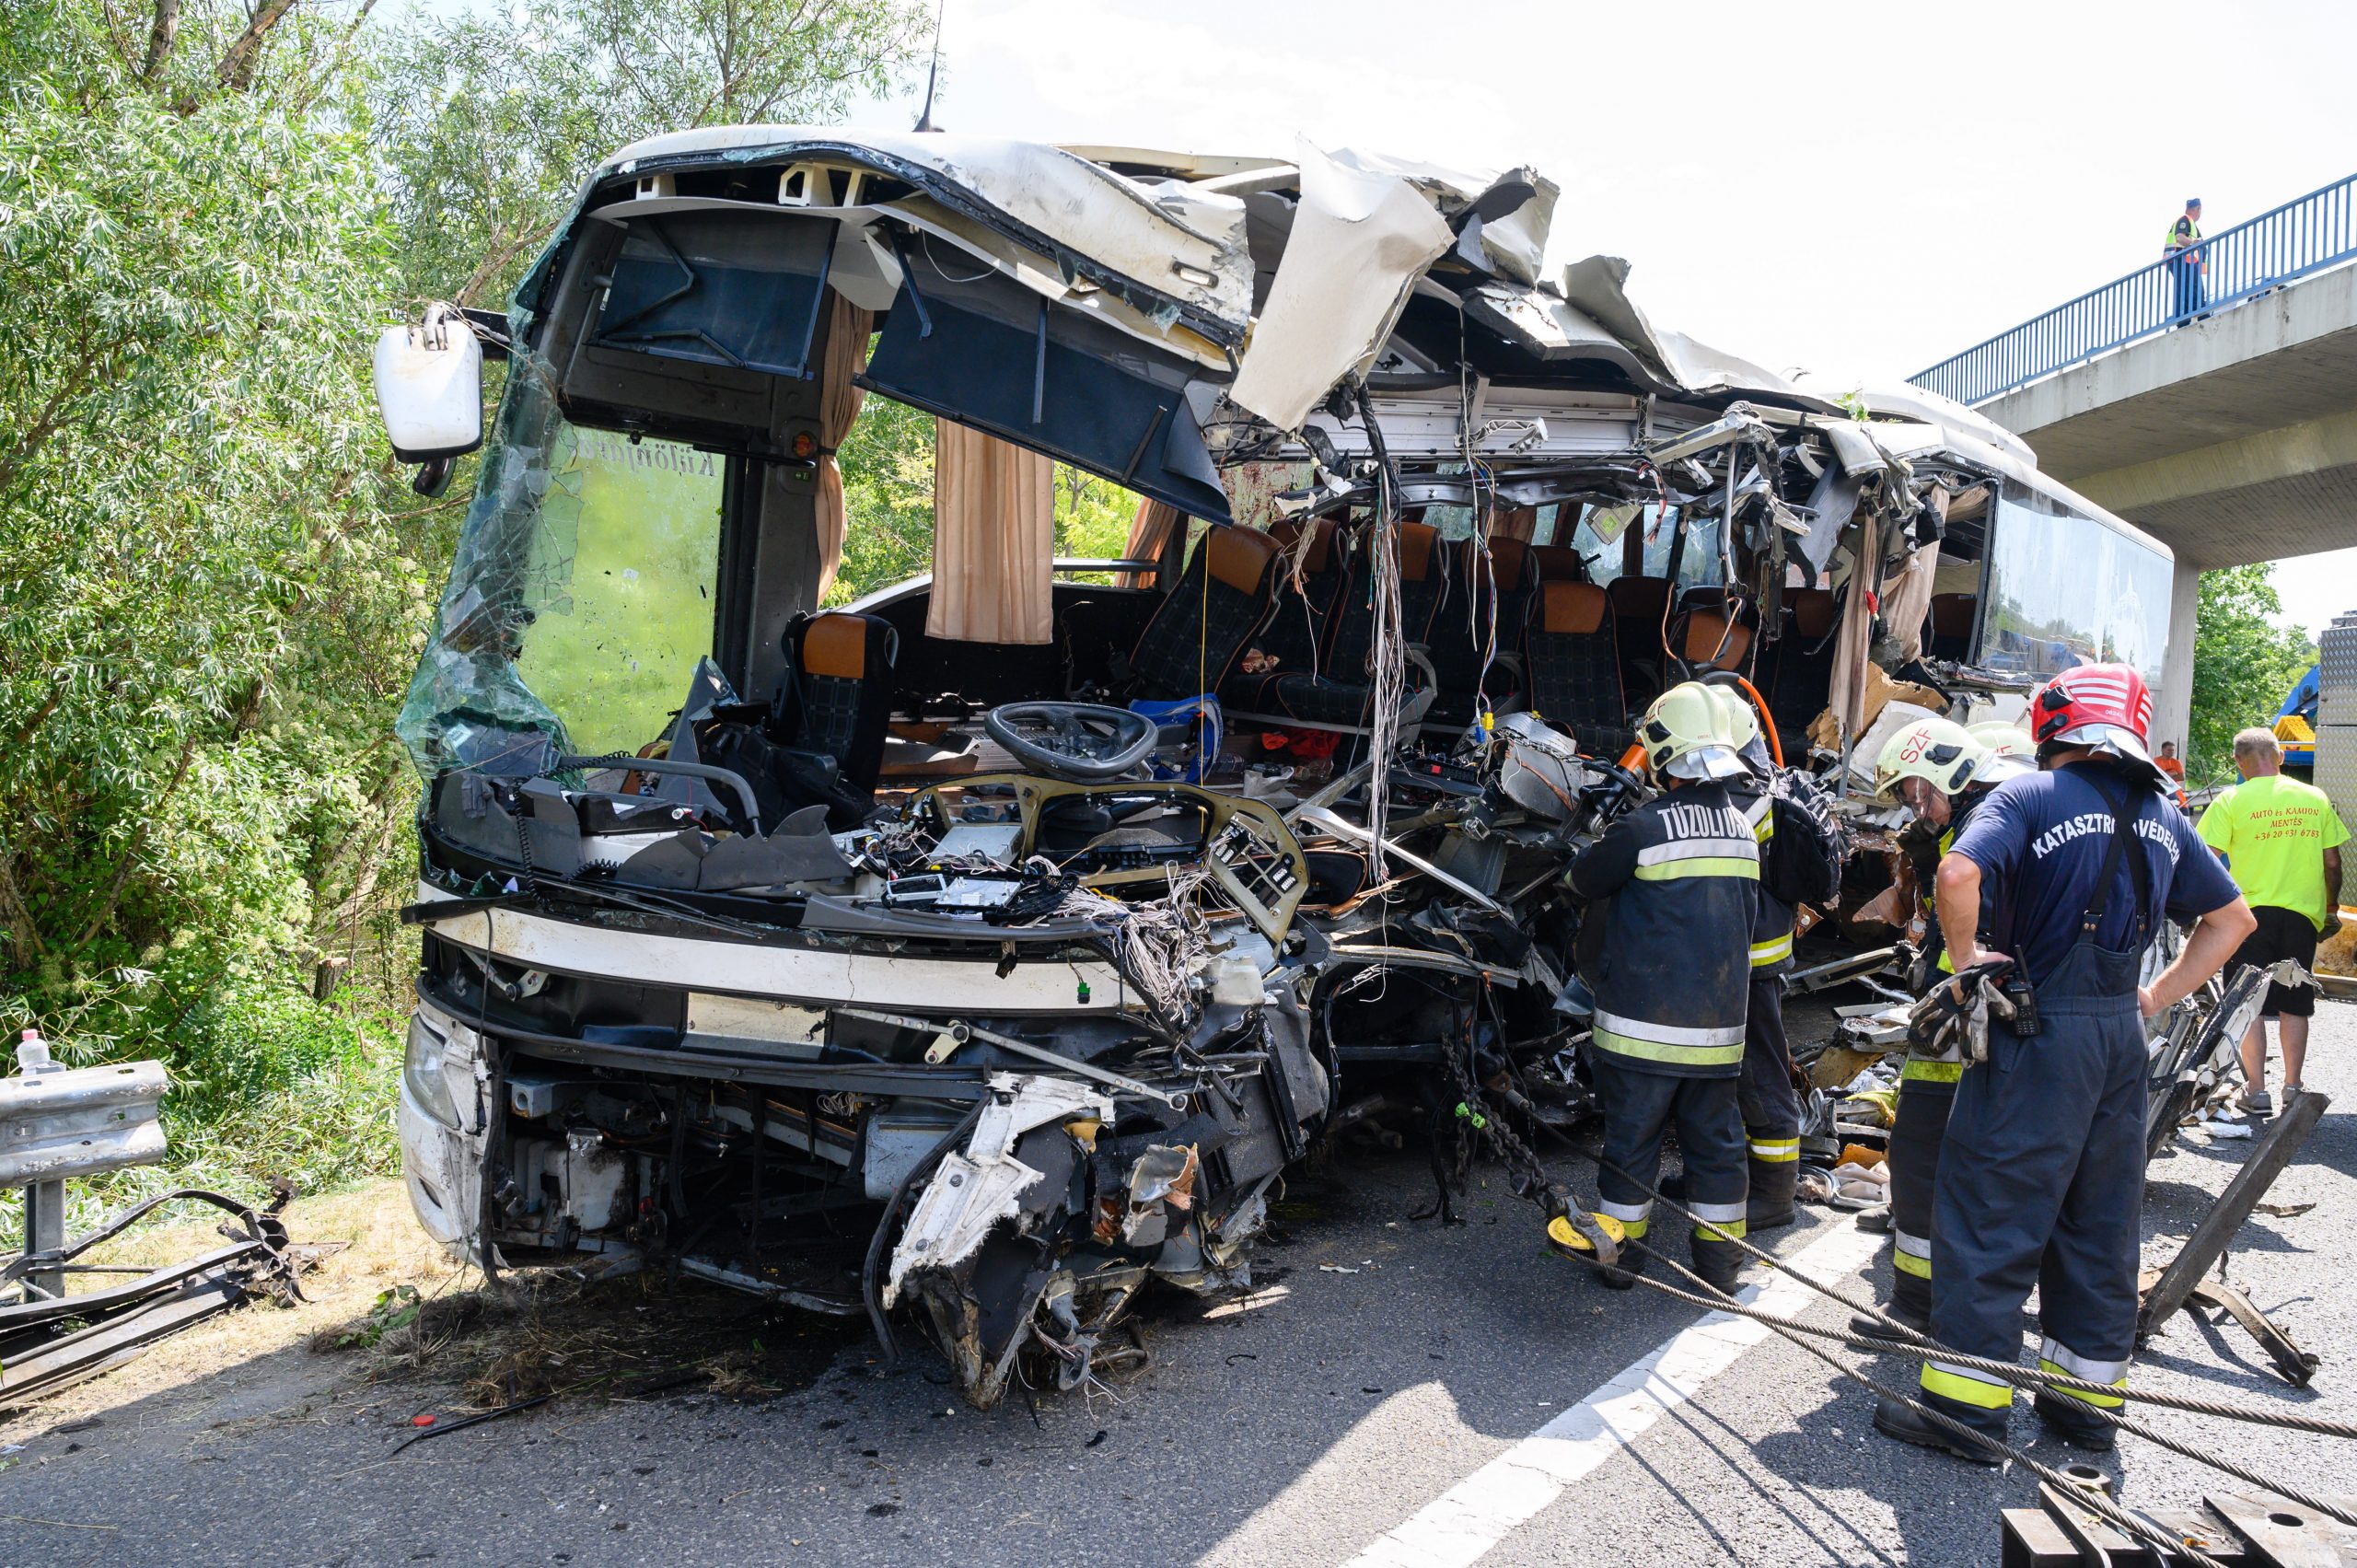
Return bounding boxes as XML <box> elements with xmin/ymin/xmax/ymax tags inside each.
<box><xmin>1340</xmin><ymin>1220</ymin><xmax>1887</xmax><ymax>1568</ymax></box>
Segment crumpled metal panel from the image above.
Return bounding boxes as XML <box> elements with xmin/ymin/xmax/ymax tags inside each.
<box><xmin>602</xmin><ymin>126</ymin><xmax>1257</xmax><ymax>343</ymax></box>
<box><xmin>882</xmin><ymin>1074</ymin><xmax>1111</xmax><ymax>1307</ymax></box>
<box><xmin>1560</xmin><ymin>254</ymin><xmax>1840</xmax><ymax>413</ymax></box>
<box><xmin>0</xmin><ymin>1060</ymin><xmax>168</xmax><ymax>1187</ymax></box>
<box><xmin>1227</xmin><ymin>141</ymin><xmax>1457</xmax><ymax>432</ymax></box>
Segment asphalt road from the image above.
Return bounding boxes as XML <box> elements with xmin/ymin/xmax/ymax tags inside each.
<box><xmin>6</xmin><ymin>1003</ymin><xmax>2355</xmax><ymax>1567</ymax></box>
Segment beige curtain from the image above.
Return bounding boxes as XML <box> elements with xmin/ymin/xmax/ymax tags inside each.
<box><xmin>1119</xmin><ymin>498</ymin><xmax>1183</xmax><ymax>587</ymax></box>
<box><xmin>814</xmin><ymin>293</ymin><xmax>873</xmax><ymax>600</ymax></box>
<box><xmin>1825</xmin><ymin>531</ymin><xmax>1881</xmax><ymax>748</ymax></box>
<box><xmin>1880</xmin><ymin>539</ymin><xmax>1945</xmax><ymax>664</ymax></box>
<box><xmin>927</xmin><ymin>421</ymin><xmax>1055</xmax><ymax>644</ymax></box>
<box><xmin>1488</xmin><ymin>505</ymin><xmax>1538</xmax><ymax>543</ymax></box>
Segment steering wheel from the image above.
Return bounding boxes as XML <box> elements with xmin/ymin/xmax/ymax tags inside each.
<box><xmin>983</xmin><ymin>702</ymin><xmax>1158</xmax><ymax>783</ymax></box>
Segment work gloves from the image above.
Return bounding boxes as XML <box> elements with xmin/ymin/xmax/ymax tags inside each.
<box><xmin>1907</xmin><ymin>958</ymin><xmax>2021</xmax><ymax>1068</ymax></box>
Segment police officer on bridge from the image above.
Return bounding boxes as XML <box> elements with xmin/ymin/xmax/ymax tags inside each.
<box><xmin>1874</xmin><ymin>664</ymin><xmax>2255</xmax><ymax>1461</ymax></box>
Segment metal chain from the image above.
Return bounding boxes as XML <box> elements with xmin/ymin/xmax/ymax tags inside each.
<box><xmin>1441</xmin><ymin>998</ymin><xmax>1565</xmax><ymax>1214</ymax></box>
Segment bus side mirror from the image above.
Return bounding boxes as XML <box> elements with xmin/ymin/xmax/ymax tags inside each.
<box><xmin>373</xmin><ymin>305</ymin><xmax>483</xmax><ymax>467</ymax></box>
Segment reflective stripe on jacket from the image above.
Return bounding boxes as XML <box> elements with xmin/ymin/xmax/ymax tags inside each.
<box><xmin>1569</xmin><ymin>782</ymin><xmax>1761</xmax><ymax>1076</ymax></box>
<box><xmin>1730</xmin><ymin>778</ymin><xmax>1794</xmax><ymax>970</ymax></box>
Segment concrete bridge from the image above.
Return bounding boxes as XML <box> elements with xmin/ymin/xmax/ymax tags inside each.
<box><xmin>1911</xmin><ymin>176</ymin><xmax>2357</xmax><ymax>747</ymax></box>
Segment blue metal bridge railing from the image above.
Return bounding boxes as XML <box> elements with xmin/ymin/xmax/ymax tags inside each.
<box><xmin>1910</xmin><ymin>174</ymin><xmax>2357</xmax><ymax>406</ymax></box>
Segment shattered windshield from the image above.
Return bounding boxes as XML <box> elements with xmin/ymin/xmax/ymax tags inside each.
<box><xmin>396</xmin><ymin>370</ymin><xmax>725</xmax><ymax>773</ymax></box>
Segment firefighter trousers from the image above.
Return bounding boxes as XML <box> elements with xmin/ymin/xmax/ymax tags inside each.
<box><xmin>1920</xmin><ymin>940</ymin><xmax>2146</xmax><ymax>1438</ymax></box>
<box><xmin>1887</xmin><ymin>1067</ymin><xmax>1958</xmax><ymax>1323</ymax></box>
<box><xmin>1736</xmin><ymin>970</ymin><xmax>1800</xmax><ymax>1221</ymax></box>
<box><xmin>1593</xmin><ymin>1056</ymin><xmax>1748</xmax><ymax>1289</ymax></box>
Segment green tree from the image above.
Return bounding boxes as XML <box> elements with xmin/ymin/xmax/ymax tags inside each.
<box><xmin>2186</xmin><ymin>563</ymin><xmax>2316</xmax><ymax>785</ymax></box>
<box><xmin>1</xmin><ymin>0</ymin><xmax>942</xmax><ymax>1203</ymax></box>
<box><xmin>370</xmin><ymin>0</ymin><xmax>935</xmax><ymax>307</ymax></box>
<box><xmin>1</xmin><ymin>1</ymin><xmax>432</xmax><ymax>1195</ymax></box>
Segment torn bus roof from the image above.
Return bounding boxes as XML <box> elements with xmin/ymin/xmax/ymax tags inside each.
<box><xmin>600</xmin><ymin>126</ymin><xmax>1260</xmax><ymax>349</ymax></box>
<box><xmin>525</xmin><ymin>125</ymin><xmax>1840</xmax><ymax>485</ymax></box>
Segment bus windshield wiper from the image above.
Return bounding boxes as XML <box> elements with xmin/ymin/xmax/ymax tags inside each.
<box><xmin>400</xmin><ymin>877</ymin><xmax>784</xmax><ymax>942</ymax></box>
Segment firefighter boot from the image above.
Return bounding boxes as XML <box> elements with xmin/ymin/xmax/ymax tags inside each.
<box><xmin>1873</xmin><ymin>1398</ymin><xmax>2003</xmax><ymax>1466</ymax></box>
<box><xmin>1746</xmin><ymin>1144</ymin><xmax>1799</xmax><ymax>1232</ymax></box>
<box><xmin>1851</xmin><ymin>1300</ymin><xmax>1931</xmax><ymax>1343</ymax></box>
<box><xmin>1690</xmin><ymin>1234</ymin><xmax>1745</xmax><ymax>1296</ymax></box>
<box><xmin>2033</xmin><ymin>1392</ymin><xmax>2118</xmax><ymax>1453</ymax></box>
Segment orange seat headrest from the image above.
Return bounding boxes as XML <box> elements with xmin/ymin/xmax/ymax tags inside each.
<box><xmin>1539</xmin><ymin>581</ymin><xmax>1609</xmax><ymax>635</ymax></box>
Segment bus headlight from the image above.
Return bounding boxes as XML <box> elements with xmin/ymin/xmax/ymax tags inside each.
<box><xmin>403</xmin><ymin>1014</ymin><xmax>462</xmax><ymax>1129</ymax></box>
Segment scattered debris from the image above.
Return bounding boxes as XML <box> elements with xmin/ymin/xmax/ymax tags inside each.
<box><xmin>392</xmin><ymin>1394</ymin><xmax>552</xmax><ymax>1455</ymax></box>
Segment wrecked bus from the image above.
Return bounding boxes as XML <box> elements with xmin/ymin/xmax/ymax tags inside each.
<box><xmin>377</xmin><ymin>129</ymin><xmax>2171</xmax><ymax>1406</ymax></box>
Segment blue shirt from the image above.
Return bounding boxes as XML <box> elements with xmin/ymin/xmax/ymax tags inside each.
<box><xmin>1947</xmin><ymin>762</ymin><xmax>2241</xmax><ymax>989</ymax></box>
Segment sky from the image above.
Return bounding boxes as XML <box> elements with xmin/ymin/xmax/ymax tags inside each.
<box><xmin>831</xmin><ymin>0</ymin><xmax>2357</xmax><ymax>637</ymax></box>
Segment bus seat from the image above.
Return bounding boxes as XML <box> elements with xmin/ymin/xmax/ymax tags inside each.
<box><xmin>777</xmin><ymin>610</ymin><xmax>900</xmax><ymax>794</ymax></box>
<box><xmin>1765</xmin><ymin>587</ymin><xmax>1838</xmax><ymax>746</ymax></box>
<box><xmin>1606</xmin><ymin>575</ymin><xmax>1675</xmax><ymax>708</ymax></box>
<box><xmin>1426</xmin><ymin>535</ymin><xmax>1536</xmax><ymax>724</ymax></box>
<box><xmin>1528</xmin><ymin>543</ymin><xmax>1587</xmax><ymax>587</ymax></box>
<box><xmin>1525</xmin><ymin>581</ymin><xmax>1631</xmax><ymax>758</ymax></box>
<box><xmin>1670</xmin><ymin>587</ymin><xmax>1754</xmax><ymax>675</ymax></box>
<box><xmin>1257</xmin><ymin>517</ymin><xmax>1445</xmax><ymax>731</ymax></box>
<box><xmin>1124</xmin><ymin>524</ymin><xmax>1281</xmax><ymax>699</ymax></box>
<box><xmin>1221</xmin><ymin>516</ymin><xmax>1346</xmax><ymax>711</ymax></box>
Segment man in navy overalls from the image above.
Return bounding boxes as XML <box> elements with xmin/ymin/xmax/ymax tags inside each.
<box><xmin>1874</xmin><ymin>665</ymin><xmax>2254</xmax><ymax>1461</ymax></box>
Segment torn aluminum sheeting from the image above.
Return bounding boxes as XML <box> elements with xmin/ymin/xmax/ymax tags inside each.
<box><xmin>1456</xmin><ymin>166</ymin><xmax>1557</xmax><ymax>285</ymax></box>
<box><xmin>1461</xmin><ymin>283</ymin><xmax>1664</xmax><ymax>388</ymax></box>
<box><xmin>1842</xmin><ymin>378</ymin><xmax>2038</xmax><ymax>468</ymax></box>
<box><xmin>882</xmin><ymin>1074</ymin><xmax>1111</xmax><ymax>1307</ymax></box>
<box><xmin>1320</xmin><ymin>147</ymin><xmax>1558</xmax><ymax>286</ymax></box>
<box><xmin>1560</xmin><ymin>255</ymin><xmax>1840</xmax><ymax>413</ymax></box>
<box><xmin>603</xmin><ymin>126</ymin><xmax>1256</xmax><ymax>343</ymax></box>
<box><xmin>1494</xmin><ymin>712</ymin><xmax>1593</xmax><ymax>822</ymax></box>
<box><xmin>1815</xmin><ymin>416</ymin><xmax>1898</xmax><ymax>479</ymax></box>
<box><xmin>1119</xmin><ymin>1144</ymin><xmax>1200</xmax><ymax>1248</ymax></box>
<box><xmin>1226</xmin><ymin>141</ymin><xmax>1458</xmax><ymax>432</ymax></box>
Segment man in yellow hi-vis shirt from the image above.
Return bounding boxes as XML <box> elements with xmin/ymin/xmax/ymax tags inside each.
<box><xmin>2199</xmin><ymin>727</ymin><xmax>2348</xmax><ymax>1115</ymax></box>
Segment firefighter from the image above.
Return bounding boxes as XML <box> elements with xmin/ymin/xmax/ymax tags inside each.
<box><xmin>1852</xmin><ymin>715</ymin><xmax>2007</xmax><ymax>1340</ymax></box>
<box><xmin>1548</xmin><ymin>681</ymin><xmax>1760</xmax><ymax>1294</ymax></box>
<box><xmin>1663</xmin><ymin>682</ymin><xmax>1802</xmax><ymax>1229</ymax></box>
<box><xmin>1875</xmin><ymin>665</ymin><xmax>2254</xmax><ymax>1462</ymax></box>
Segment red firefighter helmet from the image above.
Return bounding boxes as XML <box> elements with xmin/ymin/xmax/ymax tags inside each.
<box><xmin>2029</xmin><ymin>663</ymin><xmax>2154</xmax><ymax>762</ymax></box>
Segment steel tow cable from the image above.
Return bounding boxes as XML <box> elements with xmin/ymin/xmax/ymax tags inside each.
<box><xmin>1596</xmin><ymin>1236</ymin><xmax>2231</xmax><ymax>1568</ymax></box>
<box><xmin>1435</xmin><ymin>1062</ymin><xmax>2357</xmax><ymax>1542</ymax></box>
<box><xmin>1457</xmin><ymin>1077</ymin><xmax>2357</xmax><ymax>1440</ymax></box>
<box><xmin>1582</xmin><ymin>1249</ymin><xmax>2357</xmax><ymax>1531</ymax></box>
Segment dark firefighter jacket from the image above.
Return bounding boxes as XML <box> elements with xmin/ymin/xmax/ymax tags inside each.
<box><xmin>1568</xmin><ymin>781</ymin><xmax>1761</xmax><ymax>1076</ymax></box>
<box><xmin>1727</xmin><ymin>773</ymin><xmax>1794</xmax><ymax>971</ymax></box>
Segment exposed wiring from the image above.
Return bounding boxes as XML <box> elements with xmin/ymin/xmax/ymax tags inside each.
<box><xmin>1357</xmin><ymin>384</ymin><xmax>1406</xmax><ymax>877</ymax></box>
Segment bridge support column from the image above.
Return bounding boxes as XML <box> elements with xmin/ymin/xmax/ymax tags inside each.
<box><xmin>2155</xmin><ymin>557</ymin><xmax>2201</xmax><ymax>761</ymax></box>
